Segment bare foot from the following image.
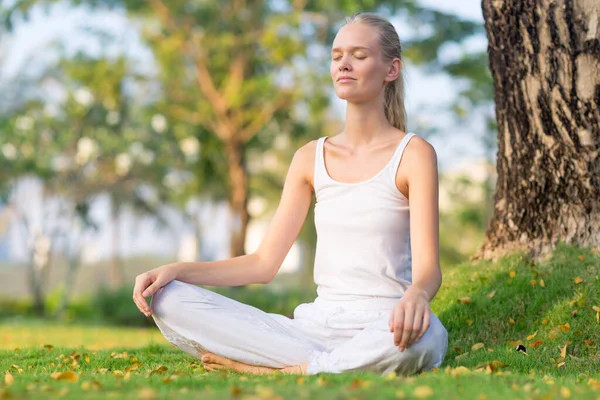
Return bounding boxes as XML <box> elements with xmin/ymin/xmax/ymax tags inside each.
<box><xmin>201</xmin><ymin>353</ymin><xmax>308</xmax><ymax>375</ymax></box>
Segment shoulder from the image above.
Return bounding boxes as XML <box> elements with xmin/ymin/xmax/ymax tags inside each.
<box><xmin>404</xmin><ymin>134</ymin><xmax>438</xmax><ymax>168</ymax></box>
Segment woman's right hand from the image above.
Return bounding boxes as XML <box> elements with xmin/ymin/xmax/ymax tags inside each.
<box><xmin>132</xmin><ymin>264</ymin><xmax>178</xmax><ymax>317</ymax></box>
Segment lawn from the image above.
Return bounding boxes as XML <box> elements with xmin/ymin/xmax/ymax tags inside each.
<box><xmin>1</xmin><ymin>243</ymin><xmax>599</xmax><ymax>399</ymax></box>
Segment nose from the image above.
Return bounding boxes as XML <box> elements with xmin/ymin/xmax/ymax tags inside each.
<box><xmin>338</xmin><ymin>55</ymin><xmax>352</xmax><ymax>71</ymax></box>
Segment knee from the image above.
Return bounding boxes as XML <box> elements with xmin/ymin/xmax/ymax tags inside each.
<box><xmin>150</xmin><ymin>280</ymin><xmax>214</xmax><ymax>318</ymax></box>
<box><xmin>150</xmin><ymin>280</ymin><xmax>181</xmax><ymax>317</ymax></box>
<box><xmin>389</xmin><ymin>313</ymin><xmax>448</xmax><ymax>374</ymax></box>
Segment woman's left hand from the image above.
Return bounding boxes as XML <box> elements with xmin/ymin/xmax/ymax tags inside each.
<box><xmin>389</xmin><ymin>288</ymin><xmax>431</xmax><ymax>351</ymax></box>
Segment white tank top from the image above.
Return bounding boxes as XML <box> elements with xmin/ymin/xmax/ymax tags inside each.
<box><xmin>312</xmin><ymin>133</ymin><xmax>417</xmax><ymax>302</ymax></box>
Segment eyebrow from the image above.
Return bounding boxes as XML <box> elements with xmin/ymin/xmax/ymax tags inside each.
<box><xmin>330</xmin><ymin>46</ymin><xmax>370</xmax><ymax>53</ymax></box>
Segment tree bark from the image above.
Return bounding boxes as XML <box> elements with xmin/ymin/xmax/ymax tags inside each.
<box><xmin>475</xmin><ymin>0</ymin><xmax>600</xmax><ymax>262</ymax></box>
<box><xmin>226</xmin><ymin>139</ymin><xmax>250</xmax><ymax>258</ymax></box>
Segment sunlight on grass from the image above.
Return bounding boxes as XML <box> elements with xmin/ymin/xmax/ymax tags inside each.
<box><xmin>0</xmin><ymin>321</ymin><xmax>168</xmax><ymax>350</ymax></box>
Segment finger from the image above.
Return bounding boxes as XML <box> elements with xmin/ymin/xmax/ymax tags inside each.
<box><xmin>399</xmin><ymin>305</ymin><xmax>415</xmax><ymax>350</ymax></box>
<box><xmin>416</xmin><ymin>310</ymin><xmax>431</xmax><ymax>342</ymax></box>
<box><xmin>143</xmin><ymin>281</ymin><xmax>162</xmax><ymax>298</ymax></box>
<box><xmin>408</xmin><ymin>306</ymin><xmax>424</xmax><ymax>346</ymax></box>
<box><xmin>393</xmin><ymin>308</ymin><xmax>405</xmax><ymax>346</ymax></box>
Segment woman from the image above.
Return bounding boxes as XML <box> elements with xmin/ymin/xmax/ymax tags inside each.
<box><xmin>132</xmin><ymin>11</ymin><xmax>448</xmax><ymax>376</ymax></box>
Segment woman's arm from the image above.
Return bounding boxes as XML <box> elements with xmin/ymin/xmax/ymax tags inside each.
<box><xmin>405</xmin><ymin>139</ymin><xmax>442</xmax><ymax>301</ymax></box>
<box><xmin>133</xmin><ymin>142</ymin><xmax>316</xmax><ymax>315</ymax></box>
<box><xmin>170</xmin><ymin>142</ymin><xmax>315</xmax><ymax>286</ymax></box>
<box><xmin>390</xmin><ymin>137</ymin><xmax>442</xmax><ymax>350</ymax></box>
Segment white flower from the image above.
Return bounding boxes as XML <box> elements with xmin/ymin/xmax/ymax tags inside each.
<box><xmin>76</xmin><ymin>137</ymin><xmax>98</xmax><ymax>165</ymax></box>
<box><xmin>74</xmin><ymin>87</ymin><xmax>95</xmax><ymax>107</ymax></box>
<box><xmin>1</xmin><ymin>143</ymin><xmax>17</xmax><ymax>160</ymax></box>
<box><xmin>151</xmin><ymin>114</ymin><xmax>167</xmax><ymax>133</ymax></box>
<box><xmin>115</xmin><ymin>153</ymin><xmax>132</xmax><ymax>176</ymax></box>
<box><xmin>15</xmin><ymin>116</ymin><xmax>34</xmax><ymax>131</ymax></box>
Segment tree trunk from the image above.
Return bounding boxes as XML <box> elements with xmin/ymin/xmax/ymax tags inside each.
<box><xmin>110</xmin><ymin>200</ymin><xmax>124</xmax><ymax>288</ymax></box>
<box><xmin>226</xmin><ymin>139</ymin><xmax>250</xmax><ymax>258</ymax></box>
<box><xmin>474</xmin><ymin>0</ymin><xmax>600</xmax><ymax>262</ymax></box>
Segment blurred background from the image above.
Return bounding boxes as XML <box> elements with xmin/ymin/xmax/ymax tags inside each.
<box><xmin>0</xmin><ymin>0</ymin><xmax>496</xmax><ymax>327</ymax></box>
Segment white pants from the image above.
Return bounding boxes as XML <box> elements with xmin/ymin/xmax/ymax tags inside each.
<box><xmin>150</xmin><ymin>280</ymin><xmax>448</xmax><ymax>376</ymax></box>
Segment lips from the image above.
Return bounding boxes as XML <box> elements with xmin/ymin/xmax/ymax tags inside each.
<box><xmin>337</xmin><ymin>76</ymin><xmax>356</xmax><ymax>82</ymax></box>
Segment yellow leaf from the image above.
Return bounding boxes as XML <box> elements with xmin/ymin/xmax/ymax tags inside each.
<box><xmin>560</xmin><ymin>323</ymin><xmax>571</xmax><ymax>332</ymax></box>
<box><xmin>578</xmin><ymin>254</ymin><xmax>585</xmax><ymax>261</ymax></box>
<box><xmin>508</xmin><ymin>317</ymin><xmax>515</xmax><ymax>324</ymax></box>
<box><xmin>592</xmin><ymin>306</ymin><xmax>600</xmax><ymax>312</ymax></box>
<box><xmin>526</xmin><ymin>331</ymin><xmax>538</xmax><ymax>340</ymax></box>
<box><xmin>466</xmin><ymin>319</ymin><xmax>473</xmax><ymax>326</ymax></box>
<box><xmin>542</xmin><ymin>318</ymin><xmax>548</xmax><ymax>325</ymax></box>
<box><xmin>486</xmin><ymin>290</ymin><xmax>496</xmax><ymax>298</ymax></box>
<box><xmin>540</xmin><ymin>279</ymin><xmax>545</xmax><ymax>287</ymax></box>
<box><xmin>561</xmin><ymin>386</ymin><xmax>571</xmax><ymax>398</ymax></box>
<box><xmin>560</xmin><ymin>342</ymin><xmax>570</xmax><ymax>359</ymax></box>
<box><xmin>50</xmin><ymin>371</ymin><xmax>78</xmax><ymax>382</ymax></box>
<box><xmin>509</xmin><ymin>268</ymin><xmax>516</xmax><ymax>278</ymax></box>
<box><xmin>458</xmin><ymin>297</ymin><xmax>472</xmax><ymax>304</ymax></box>
<box><xmin>471</xmin><ymin>343</ymin><xmax>484</xmax><ymax>352</ymax></box>
<box><xmin>413</xmin><ymin>385</ymin><xmax>434</xmax><ymax>398</ymax></box>
<box><xmin>138</xmin><ymin>388</ymin><xmax>158</xmax><ymax>400</ymax></box>
<box><xmin>4</xmin><ymin>372</ymin><xmax>14</xmax><ymax>386</ymax></box>
<box><xmin>574</xmin><ymin>277</ymin><xmax>584</xmax><ymax>284</ymax></box>
<box><xmin>449</xmin><ymin>366</ymin><xmax>470</xmax><ymax>377</ymax></box>
<box><xmin>530</xmin><ymin>280</ymin><xmax>537</xmax><ymax>286</ymax></box>
<box><xmin>557</xmin><ymin>362</ymin><xmax>565</xmax><ymax>368</ymax></box>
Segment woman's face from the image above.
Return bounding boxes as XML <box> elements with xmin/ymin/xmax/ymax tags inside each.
<box><xmin>330</xmin><ymin>23</ymin><xmax>395</xmax><ymax>103</ymax></box>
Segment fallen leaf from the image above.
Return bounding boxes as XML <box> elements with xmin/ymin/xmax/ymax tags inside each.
<box><xmin>540</xmin><ymin>279</ymin><xmax>545</xmax><ymax>288</ymax></box>
<box><xmin>578</xmin><ymin>254</ymin><xmax>585</xmax><ymax>261</ymax></box>
<box><xmin>509</xmin><ymin>268</ymin><xmax>516</xmax><ymax>278</ymax></box>
<box><xmin>454</xmin><ymin>347</ymin><xmax>463</xmax><ymax>354</ymax></box>
<box><xmin>527</xmin><ymin>331</ymin><xmax>538</xmax><ymax>340</ymax></box>
<box><xmin>574</xmin><ymin>277</ymin><xmax>584</xmax><ymax>284</ymax></box>
<box><xmin>349</xmin><ymin>378</ymin><xmax>372</xmax><ymax>389</ymax></box>
<box><xmin>560</xmin><ymin>323</ymin><xmax>571</xmax><ymax>332</ymax></box>
<box><xmin>530</xmin><ymin>279</ymin><xmax>537</xmax><ymax>286</ymax></box>
<box><xmin>465</xmin><ymin>319</ymin><xmax>473</xmax><ymax>326</ymax></box>
<box><xmin>471</xmin><ymin>343</ymin><xmax>485</xmax><ymax>352</ymax></box>
<box><xmin>542</xmin><ymin>319</ymin><xmax>548</xmax><ymax>325</ymax></box>
<box><xmin>584</xmin><ymin>340</ymin><xmax>594</xmax><ymax>346</ymax></box>
<box><xmin>4</xmin><ymin>372</ymin><xmax>14</xmax><ymax>386</ymax></box>
<box><xmin>449</xmin><ymin>366</ymin><xmax>470</xmax><ymax>377</ymax></box>
<box><xmin>486</xmin><ymin>290</ymin><xmax>496</xmax><ymax>298</ymax></box>
<box><xmin>530</xmin><ymin>340</ymin><xmax>544</xmax><ymax>349</ymax></box>
<box><xmin>138</xmin><ymin>388</ymin><xmax>158</xmax><ymax>400</ymax></box>
<box><xmin>455</xmin><ymin>351</ymin><xmax>470</xmax><ymax>361</ymax></box>
<box><xmin>50</xmin><ymin>371</ymin><xmax>78</xmax><ymax>382</ymax></box>
<box><xmin>508</xmin><ymin>340</ymin><xmax>523</xmax><ymax>346</ymax></box>
<box><xmin>413</xmin><ymin>385</ymin><xmax>434</xmax><ymax>398</ymax></box>
<box><xmin>508</xmin><ymin>317</ymin><xmax>516</xmax><ymax>325</ymax></box>
<box><xmin>560</xmin><ymin>342</ymin><xmax>570</xmax><ymax>359</ymax></box>
<box><xmin>457</xmin><ymin>297</ymin><xmax>472</xmax><ymax>304</ymax></box>
<box><xmin>560</xmin><ymin>386</ymin><xmax>571</xmax><ymax>398</ymax></box>
<box><xmin>148</xmin><ymin>365</ymin><xmax>168</xmax><ymax>377</ymax></box>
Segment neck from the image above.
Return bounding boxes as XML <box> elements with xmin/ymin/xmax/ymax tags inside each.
<box><xmin>342</xmin><ymin>97</ymin><xmax>394</xmax><ymax>149</ymax></box>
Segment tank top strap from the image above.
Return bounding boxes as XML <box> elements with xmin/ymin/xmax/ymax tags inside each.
<box><xmin>390</xmin><ymin>133</ymin><xmax>416</xmax><ymax>171</ymax></box>
<box><xmin>386</xmin><ymin>132</ymin><xmax>417</xmax><ymax>189</ymax></box>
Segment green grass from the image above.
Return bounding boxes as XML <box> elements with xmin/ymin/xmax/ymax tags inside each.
<box><xmin>1</xmin><ymin>243</ymin><xmax>599</xmax><ymax>399</ymax></box>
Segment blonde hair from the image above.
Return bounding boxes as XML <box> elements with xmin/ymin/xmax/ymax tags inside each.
<box><xmin>343</xmin><ymin>12</ymin><xmax>407</xmax><ymax>133</ymax></box>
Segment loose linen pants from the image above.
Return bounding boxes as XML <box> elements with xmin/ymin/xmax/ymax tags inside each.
<box><xmin>150</xmin><ymin>280</ymin><xmax>448</xmax><ymax>375</ymax></box>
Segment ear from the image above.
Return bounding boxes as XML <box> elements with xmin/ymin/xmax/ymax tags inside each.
<box><xmin>384</xmin><ymin>58</ymin><xmax>402</xmax><ymax>83</ymax></box>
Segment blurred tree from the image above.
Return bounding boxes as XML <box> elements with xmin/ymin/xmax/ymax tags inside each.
<box><xmin>2</xmin><ymin>0</ymin><xmax>484</xmax><ymax>261</ymax></box>
<box><xmin>476</xmin><ymin>0</ymin><xmax>600</xmax><ymax>261</ymax></box>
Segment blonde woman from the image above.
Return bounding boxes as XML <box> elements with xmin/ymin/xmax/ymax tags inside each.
<box><xmin>133</xmin><ymin>11</ymin><xmax>448</xmax><ymax>376</ymax></box>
